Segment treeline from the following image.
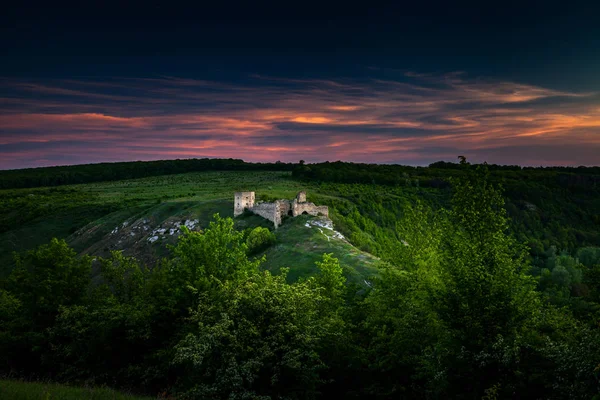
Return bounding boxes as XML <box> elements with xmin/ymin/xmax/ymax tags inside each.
<box><xmin>0</xmin><ymin>158</ymin><xmax>296</xmax><ymax>189</ymax></box>
<box><xmin>4</xmin><ymin>157</ymin><xmax>600</xmax><ymax>191</ymax></box>
<box><xmin>429</xmin><ymin>160</ymin><xmax>600</xmax><ymax>174</ymax></box>
<box><xmin>294</xmin><ymin>161</ymin><xmax>450</xmax><ymax>187</ymax></box>
<box><xmin>1</xmin><ymin>167</ymin><xmax>599</xmax><ymax>399</ymax></box>
<box><xmin>293</xmin><ymin>160</ymin><xmax>600</xmax><ymax>188</ymax></box>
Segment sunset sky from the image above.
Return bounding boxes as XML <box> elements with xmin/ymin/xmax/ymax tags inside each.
<box><xmin>1</xmin><ymin>4</ymin><xmax>600</xmax><ymax>169</ymax></box>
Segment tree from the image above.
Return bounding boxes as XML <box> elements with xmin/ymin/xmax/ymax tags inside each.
<box><xmin>313</xmin><ymin>253</ymin><xmax>345</xmax><ymax>304</ymax></box>
<box><xmin>8</xmin><ymin>238</ymin><xmax>91</xmax><ymax>319</ymax></box>
<box><xmin>167</xmin><ymin>214</ymin><xmax>262</xmax><ymax>305</ymax></box>
<box><xmin>173</xmin><ymin>268</ymin><xmax>341</xmax><ymax>399</ymax></box>
<box><xmin>2</xmin><ymin>239</ymin><xmax>92</xmax><ymax>375</ymax></box>
<box><xmin>386</xmin><ymin>199</ymin><xmax>446</xmax><ymax>273</ymax></box>
<box><xmin>430</xmin><ymin>165</ymin><xmax>542</xmax><ymax>396</ymax></box>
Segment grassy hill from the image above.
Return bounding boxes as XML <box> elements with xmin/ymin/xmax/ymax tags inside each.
<box><xmin>0</xmin><ymin>171</ymin><xmax>294</xmax><ymax>271</ymax></box>
<box><xmin>0</xmin><ymin>379</ymin><xmax>153</xmax><ymax>400</ymax></box>
<box><xmin>0</xmin><ymin>170</ymin><xmax>383</xmax><ymax>283</ymax></box>
<box><xmin>68</xmin><ymin>200</ymin><xmax>382</xmax><ymax>284</ymax></box>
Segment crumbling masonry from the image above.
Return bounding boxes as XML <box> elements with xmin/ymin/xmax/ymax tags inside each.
<box><xmin>234</xmin><ymin>191</ymin><xmax>328</xmax><ymax>228</ymax></box>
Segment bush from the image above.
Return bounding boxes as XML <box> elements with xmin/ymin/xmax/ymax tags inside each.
<box><xmin>246</xmin><ymin>227</ymin><xmax>276</xmax><ymax>254</ymax></box>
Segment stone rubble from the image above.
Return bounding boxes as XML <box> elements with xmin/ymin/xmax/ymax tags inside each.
<box><xmin>304</xmin><ymin>218</ymin><xmax>346</xmax><ymax>241</ymax></box>
<box><xmin>107</xmin><ymin>217</ymin><xmax>202</xmax><ymax>245</ymax></box>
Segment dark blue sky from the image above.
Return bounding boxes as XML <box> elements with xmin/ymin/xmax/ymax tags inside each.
<box><xmin>1</xmin><ymin>3</ymin><xmax>600</xmax><ymax>169</ymax></box>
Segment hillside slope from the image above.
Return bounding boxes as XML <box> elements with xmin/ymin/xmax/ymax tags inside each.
<box><xmin>67</xmin><ymin>197</ymin><xmax>380</xmax><ymax>283</ymax></box>
<box><xmin>260</xmin><ymin>214</ymin><xmax>381</xmax><ymax>284</ymax></box>
<box><xmin>0</xmin><ymin>171</ymin><xmax>306</xmax><ymax>274</ymax></box>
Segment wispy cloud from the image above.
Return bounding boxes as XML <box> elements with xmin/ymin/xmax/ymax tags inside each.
<box><xmin>0</xmin><ymin>72</ymin><xmax>599</xmax><ymax>169</ymax></box>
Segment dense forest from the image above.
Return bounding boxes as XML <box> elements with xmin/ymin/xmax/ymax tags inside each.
<box><xmin>0</xmin><ymin>158</ymin><xmax>297</xmax><ymax>189</ymax></box>
<box><xmin>295</xmin><ymin>159</ymin><xmax>600</xmax><ymax>259</ymax></box>
<box><xmin>1</xmin><ymin>159</ymin><xmax>600</xmax><ymax>398</ymax></box>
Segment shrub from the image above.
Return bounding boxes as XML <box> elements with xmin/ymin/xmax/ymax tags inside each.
<box><xmin>246</xmin><ymin>227</ymin><xmax>276</xmax><ymax>254</ymax></box>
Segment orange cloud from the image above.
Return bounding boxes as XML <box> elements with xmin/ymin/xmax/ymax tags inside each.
<box><xmin>290</xmin><ymin>116</ymin><xmax>334</xmax><ymax>124</ymax></box>
<box><xmin>327</xmin><ymin>105</ymin><xmax>363</xmax><ymax>111</ymax></box>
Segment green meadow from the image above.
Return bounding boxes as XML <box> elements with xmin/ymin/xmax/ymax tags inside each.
<box><xmin>0</xmin><ymin>380</ymin><xmax>154</xmax><ymax>400</ymax></box>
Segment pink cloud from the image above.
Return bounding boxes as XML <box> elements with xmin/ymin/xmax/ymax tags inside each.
<box><xmin>1</xmin><ymin>73</ymin><xmax>599</xmax><ymax>169</ymax></box>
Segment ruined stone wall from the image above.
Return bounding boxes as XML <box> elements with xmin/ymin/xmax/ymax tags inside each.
<box><xmin>234</xmin><ymin>191</ymin><xmax>255</xmax><ymax>216</ymax></box>
<box><xmin>234</xmin><ymin>190</ymin><xmax>327</xmax><ymax>227</ymax></box>
<box><xmin>275</xmin><ymin>199</ymin><xmax>291</xmax><ymax>217</ymax></box>
<box><xmin>293</xmin><ymin>201</ymin><xmax>329</xmax><ymax>217</ymax></box>
<box><xmin>312</xmin><ymin>205</ymin><xmax>329</xmax><ymax>217</ymax></box>
<box><xmin>250</xmin><ymin>202</ymin><xmax>280</xmax><ymax>228</ymax></box>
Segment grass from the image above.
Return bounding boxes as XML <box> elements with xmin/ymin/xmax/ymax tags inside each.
<box><xmin>260</xmin><ymin>214</ymin><xmax>382</xmax><ymax>283</ymax></box>
<box><xmin>0</xmin><ymin>379</ymin><xmax>155</xmax><ymax>400</ymax></box>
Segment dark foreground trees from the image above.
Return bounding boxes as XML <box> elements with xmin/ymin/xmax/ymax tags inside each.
<box><xmin>0</xmin><ymin>216</ymin><xmax>348</xmax><ymax>398</ymax></box>
<box><xmin>1</xmin><ymin>167</ymin><xmax>599</xmax><ymax>399</ymax></box>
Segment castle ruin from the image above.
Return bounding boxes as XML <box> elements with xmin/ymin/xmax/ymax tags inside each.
<box><xmin>234</xmin><ymin>191</ymin><xmax>328</xmax><ymax>228</ymax></box>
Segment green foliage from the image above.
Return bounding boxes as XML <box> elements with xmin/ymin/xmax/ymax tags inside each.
<box><xmin>585</xmin><ymin>265</ymin><xmax>600</xmax><ymax>301</ymax></box>
<box><xmin>0</xmin><ymin>239</ymin><xmax>92</xmax><ymax>375</ymax></box>
<box><xmin>0</xmin><ymin>214</ymin><xmax>361</xmax><ymax>398</ymax></box>
<box><xmin>429</xmin><ymin>166</ymin><xmax>542</xmax><ymax>396</ymax></box>
<box><xmin>8</xmin><ymin>238</ymin><xmax>92</xmax><ymax>315</ymax></box>
<box><xmin>0</xmin><ymin>289</ymin><xmax>21</xmax><ymax>369</ymax></box>
<box><xmin>385</xmin><ymin>199</ymin><xmax>446</xmax><ymax>272</ymax></box>
<box><xmin>246</xmin><ymin>226</ymin><xmax>276</xmax><ymax>255</ymax></box>
<box><xmin>0</xmin><ymin>379</ymin><xmax>153</xmax><ymax>399</ymax></box>
<box><xmin>361</xmin><ymin>265</ymin><xmax>442</xmax><ymax>397</ymax></box>
<box><xmin>356</xmin><ymin>165</ymin><xmax>600</xmax><ymax>399</ymax></box>
<box><xmin>577</xmin><ymin>246</ymin><xmax>600</xmax><ymax>268</ymax></box>
<box><xmin>313</xmin><ymin>253</ymin><xmax>345</xmax><ymax>302</ymax></box>
<box><xmin>173</xmin><ymin>268</ymin><xmax>342</xmax><ymax>399</ymax></box>
<box><xmin>0</xmin><ymin>288</ymin><xmax>20</xmax><ymax>322</ymax></box>
<box><xmin>97</xmin><ymin>251</ymin><xmax>146</xmax><ymax>303</ymax></box>
<box><xmin>47</xmin><ymin>252</ymin><xmax>157</xmax><ymax>385</ymax></box>
<box><xmin>538</xmin><ymin>320</ymin><xmax>600</xmax><ymax>398</ymax></box>
<box><xmin>168</xmin><ymin>214</ymin><xmax>262</xmax><ymax>293</ymax></box>
<box><xmin>439</xmin><ymin>166</ymin><xmax>539</xmax><ymax>342</ymax></box>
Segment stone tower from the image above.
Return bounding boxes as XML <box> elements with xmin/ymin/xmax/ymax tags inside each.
<box><xmin>234</xmin><ymin>191</ymin><xmax>255</xmax><ymax>216</ymax></box>
<box><xmin>296</xmin><ymin>191</ymin><xmax>307</xmax><ymax>203</ymax></box>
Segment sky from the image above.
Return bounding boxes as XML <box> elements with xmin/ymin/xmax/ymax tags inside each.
<box><xmin>1</xmin><ymin>3</ymin><xmax>600</xmax><ymax>169</ymax></box>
